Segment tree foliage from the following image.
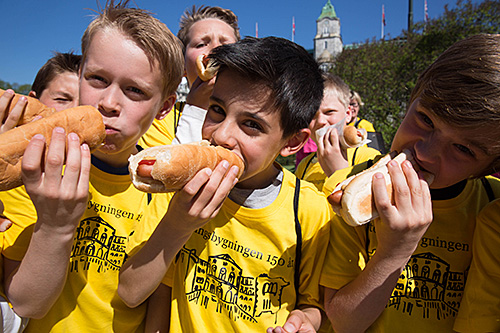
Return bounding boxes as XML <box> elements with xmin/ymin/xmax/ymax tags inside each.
<box><xmin>333</xmin><ymin>0</ymin><xmax>500</xmax><ymax>147</ymax></box>
<box><xmin>0</xmin><ymin>80</ymin><xmax>31</xmax><ymax>95</ymax></box>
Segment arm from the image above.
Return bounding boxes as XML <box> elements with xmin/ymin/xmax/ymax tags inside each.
<box><xmin>145</xmin><ymin>284</ymin><xmax>171</xmax><ymax>333</ymax></box>
<box><xmin>267</xmin><ymin>307</ymin><xmax>321</xmax><ymax>333</ymax></box>
<box><xmin>316</xmin><ymin>127</ymin><xmax>349</xmax><ymax>177</ymax></box>
<box><xmin>324</xmin><ymin>160</ymin><xmax>432</xmax><ymax>332</ymax></box>
<box><xmin>118</xmin><ymin>161</ymin><xmax>241</xmax><ymax>307</ymax></box>
<box><xmin>4</xmin><ymin>127</ymin><xmax>90</xmax><ymax>318</ymax></box>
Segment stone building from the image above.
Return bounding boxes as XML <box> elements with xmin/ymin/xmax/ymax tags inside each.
<box><xmin>314</xmin><ymin>0</ymin><xmax>343</xmax><ymax>71</ymax></box>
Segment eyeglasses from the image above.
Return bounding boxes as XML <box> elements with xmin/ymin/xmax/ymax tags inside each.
<box><xmin>350</xmin><ymin>103</ymin><xmax>359</xmax><ymax>107</ymax></box>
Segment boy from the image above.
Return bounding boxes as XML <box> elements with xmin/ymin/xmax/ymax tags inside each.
<box><xmin>119</xmin><ymin>37</ymin><xmax>333</xmax><ymax>332</ymax></box>
<box><xmin>454</xmin><ymin>198</ymin><xmax>500</xmax><ymax>332</ymax></box>
<box><xmin>29</xmin><ymin>52</ymin><xmax>81</xmax><ymax>112</ymax></box>
<box><xmin>0</xmin><ymin>2</ymin><xmax>193</xmax><ymax>331</ymax></box>
<box><xmin>347</xmin><ymin>90</ymin><xmax>375</xmax><ymax>132</ymax></box>
<box><xmin>139</xmin><ymin>5</ymin><xmax>240</xmax><ymax>147</ymax></box>
<box><xmin>295</xmin><ymin>73</ymin><xmax>379</xmax><ymax>191</ymax></box>
<box><xmin>321</xmin><ymin>33</ymin><xmax>500</xmax><ymax>332</ymax></box>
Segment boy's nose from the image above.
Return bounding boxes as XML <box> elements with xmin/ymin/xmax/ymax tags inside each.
<box><xmin>99</xmin><ymin>86</ymin><xmax>121</xmax><ymax>115</ymax></box>
<box><xmin>414</xmin><ymin>138</ymin><xmax>439</xmax><ymax>163</ymax></box>
<box><xmin>211</xmin><ymin>122</ymin><xmax>237</xmax><ymax>150</ymax></box>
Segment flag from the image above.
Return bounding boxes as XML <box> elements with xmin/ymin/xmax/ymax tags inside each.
<box><xmin>292</xmin><ymin>16</ymin><xmax>295</xmax><ymax>42</ymax></box>
<box><xmin>424</xmin><ymin>0</ymin><xmax>429</xmax><ymax>23</ymax></box>
<box><xmin>256</xmin><ymin>22</ymin><xmax>258</xmax><ymax>38</ymax></box>
<box><xmin>382</xmin><ymin>5</ymin><xmax>386</xmax><ymax>26</ymax></box>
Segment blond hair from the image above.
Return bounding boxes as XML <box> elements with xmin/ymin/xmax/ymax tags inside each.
<box><xmin>81</xmin><ymin>0</ymin><xmax>184</xmax><ymax>98</ymax></box>
<box><xmin>323</xmin><ymin>73</ymin><xmax>350</xmax><ymax>110</ymax></box>
<box><xmin>177</xmin><ymin>5</ymin><xmax>240</xmax><ymax>52</ymax></box>
<box><xmin>410</xmin><ymin>33</ymin><xmax>500</xmax><ymax>174</ymax></box>
<box><xmin>350</xmin><ymin>90</ymin><xmax>364</xmax><ymax>107</ymax></box>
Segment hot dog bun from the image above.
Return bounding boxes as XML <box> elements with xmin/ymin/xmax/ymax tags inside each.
<box><xmin>0</xmin><ymin>88</ymin><xmax>56</xmax><ymax>125</ymax></box>
<box><xmin>328</xmin><ymin>150</ymin><xmax>434</xmax><ymax>226</ymax></box>
<box><xmin>0</xmin><ymin>105</ymin><xmax>105</xmax><ymax>191</ymax></box>
<box><xmin>342</xmin><ymin>126</ymin><xmax>367</xmax><ymax>148</ymax></box>
<box><xmin>129</xmin><ymin>140</ymin><xmax>245</xmax><ymax>193</ymax></box>
<box><xmin>196</xmin><ymin>55</ymin><xmax>219</xmax><ymax>81</ymax></box>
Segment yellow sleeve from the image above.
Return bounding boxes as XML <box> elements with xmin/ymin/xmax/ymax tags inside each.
<box><xmin>138</xmin><ymin>103</ymin><xmax>181</xmax><ymax>148</ymax></box>
<box><xmin>0</xmin><ymin>186</ymin><xmax>36</xmax><ymax>261</ymax></box>
<box><xmin>454</xmin><ymin>199</ymin><xmax>500</xmax><ymax>332</ymax></box>
<box><xmin>357</xmin><ymin>119</ymin><xmax>376</xmax><ymax>132</ymax></box>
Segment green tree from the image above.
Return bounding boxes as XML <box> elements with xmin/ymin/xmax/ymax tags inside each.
<box><xmin>333</xmin><ymin>0</ymin><xmax>500</xmax><ymax>147</ymax></box>
<box><xmin>0</xmin><ymin>80</ymin><xmax>31</xmax><ymax>95</ymax></box>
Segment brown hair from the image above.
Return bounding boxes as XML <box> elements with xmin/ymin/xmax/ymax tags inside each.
<box><xmin>410</xmin><ymin>33</ymin><xmax>500</xmax><ymax>174</ymax></box>
<box><xmin>81</xmin><ymin>0</ymin><xmax>184</xmax><ymax>98</ymax></box>
<box><xmin>322</xmin><ymin>73</ymin><xmax>350</xmax><ymax>110</ymax></box>
<box><xmin>177</xmin><ymin>5</ymin><xmax>240</xmax><ymax>52</ymax></box>
<box><xmin>31</xmin><ymin>52</ymin><xmax>81</xmax><ymax>97</ymax></box>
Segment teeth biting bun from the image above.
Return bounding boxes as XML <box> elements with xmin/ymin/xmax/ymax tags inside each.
<box><xmin>0</xmin><ymin>105</ymin><xmax>105</xmax><ymax>191</ymax></box>
<box><xmin>129</xmin><ymin>140</ymin><xmax>245</xmax><ymax>193</ymax></box>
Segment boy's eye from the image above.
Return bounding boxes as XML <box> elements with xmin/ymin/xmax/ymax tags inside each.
<box><xmin>128</xmin><ymin>87</ymin><xmax>144</xmax><ymax>95</ymax></box>
<box><xmin>418</xmin><ymin>111</ymin><xmax>434</xmax><ymax>128</ymax></box>
<box><xmin>454</xmin><ymin>144</ymin><xmax>475</xmax><ymax>157</ymax></box>
<box><xmin>243</xmin><ymin>119</ymin><xmax>263</xmax><ymax>132</ymax></box>
<box><xmin>207</xmin><ymin>105</ymin><xmax>226</xmax><ymax>121</ymax></box>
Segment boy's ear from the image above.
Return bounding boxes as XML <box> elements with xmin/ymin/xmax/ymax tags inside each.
<box><xmin>280</xmin><ymin>128</ymin><xmax>311</xmax><ymax>157</ymax></box>
<box><xmin>155</xmin><ymin>94</ymin><xmax>177</xmax><ymax>120</ymax></box>
<box><xmin>28</xmin><ymin>91</ymin><xmax>37</xmax><ymax>98</ymax></box>
<box><xmin>345</xmin><ymin>105</ymin><xmax>353</xmax><ymax>124</ymax></box>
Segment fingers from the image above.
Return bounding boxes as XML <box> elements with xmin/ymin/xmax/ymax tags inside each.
<box><xmin>61</xmin><ymin>133</ymin><xmax>91</xmax><ymax>197</ymax></box>
<box><xmin>179</xmin><ymin>160</ymin><xmax>240</xmax><ymax>219</ymax></box>
<box><xmin>0</xmin><ymin>89</ymin><xmax>25</xmax><ymax>133</ymax></box>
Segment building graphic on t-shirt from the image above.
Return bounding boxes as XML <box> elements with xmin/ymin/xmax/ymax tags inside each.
<box><xmin>179</xmin><ymin>246</ymin><xmax>290</xmax><ymax>324</ymax></box>
<box><xmin>70</xmin><ymin>216</ymin><xmax>126</xmax><ymax>273</ymax></box>
<box><xmin>388</xmin><ymin>252</ymin><xmax>466</xmax><ymax>320</ymax></box>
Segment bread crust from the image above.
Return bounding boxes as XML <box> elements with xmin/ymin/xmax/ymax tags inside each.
<box><xmin>1</xmin><ymin>88</ymin><xmax>57</xmax><ymax>125</ymax></box>
<box><xmin>195</xmin><ymin>55</ymin><xmax>219</xmax><ymax>81</ymax></box>
<box><xmin>0</xmin><ymin>105</ymin><xmax>105</xmax><ymax>191</ymax></box>
<box><xmin>129</xmin><ymin>141</ymin><xmax>245</xmax><ymax>193</ymax></box>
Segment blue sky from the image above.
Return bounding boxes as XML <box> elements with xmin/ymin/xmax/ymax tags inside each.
<box><xmin>1</xmin><ymin>0</ymin><xmax>476</xmax><ymax>85</ymax></box>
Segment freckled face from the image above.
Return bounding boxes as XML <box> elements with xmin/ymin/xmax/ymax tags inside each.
<box><xmin>203</xmin><ymin>70</ymin><xmax>289</xmax><ymax>189</ymax></box>
<box><xmin>184</xmin><ymin>19</ymin><xmax>238</xmax><ymax>86</ymax></box>
<box><xmin>391</xmin><ymin>98</ymin><xmax>497</xmax><ymax>189</ymax></box>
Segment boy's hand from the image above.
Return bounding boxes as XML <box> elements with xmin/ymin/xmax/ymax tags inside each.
<box><xmin>316</xmin><ymin>126</ymin><xmax>349</xmax><ymax>177</ymax></box>
<box><xmin>162</xmin><ymin>160</ymin><xmax>240</xmax><ymax>236</ymax></box>
<box><xmin>372</xmin><ymin>159</ymin><xmax>433</xmax><ymax>262</ymax></box>
<box><xmin>0</xmin><ymin>89</ymin><xmax>26</xmax><ymax>133</ymax></box>
<box><xmin>266</xmin><ymin>309</ymin><xmax>318</xmax><ymax>333</ymax></box>
<box><xmin>22</xmin><ymin>127</ymin><xmax>91</xmax><ymax>232</ymax></box>
<box><xmin>186</xmin><ymin>76</ymin><xmax>216</xmax><ymax>110</ymax></box>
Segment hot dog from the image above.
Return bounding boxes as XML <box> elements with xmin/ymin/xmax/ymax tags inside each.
<box><xmin>129</xmin><ymin>140</ymin><xmax>245</xmax><ymax>193</ymax></box>
<box><xmin>196</xmin><ymin>54</ymin><xmax>219</xmax><ymax>81</ymax></box>
<box><xmin>0</xmin><ymin>105</ymin><xmax>105</xmax><ymax>191</ymax></box>
<box><xmin>1</xmin><ymin>88</ymin><xmax>56</xmax><ymax>125</ymax></box>
<box><xmin>327</xmin><ymin>150</ymin><xmax>434</xmax><ymax>226</ymax></box>
<box><xmin>315</xmin><ymin>123</ymin><xmax>368</xmax><ymax>149</ymax></box>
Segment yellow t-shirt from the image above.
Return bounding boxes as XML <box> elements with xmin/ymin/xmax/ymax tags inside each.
<box><xmin>0</xmin><ymin>158</ymin><xmax>172</xmax><ymax>332</ymax></box>
<box><xmin>348</xmin><ymin>117</ymin><xmax>376</xmax><ymax>132</ymax></box>
<box><xmin>454</xmin><ymin>198</ymin><xmax>500</xmax><ymax>332</ymax></box>
<box><xmin>144</xmin><ymin>168</ymin><xmax>332</xmax><ymax>332</ymax></box>
<box><xmin>295</xmin><ymin>146</ymin><xmax>380</xmax><ymax>192</ymax></box>
<box><xmin>321</xmin><ymin>159</ymin><xmax>500</xmax><ymax>332</ymax></box>
<box><xmin>138</xmin><ymin>102</ymin><xmax>183</xmax><ymax>148</ymax></box>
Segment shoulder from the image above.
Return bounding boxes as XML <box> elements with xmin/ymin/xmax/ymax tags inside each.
<box><xmin>357</xmin><ymin>119</ymin><xmax>375</xmax><ymax>132</ymax></box>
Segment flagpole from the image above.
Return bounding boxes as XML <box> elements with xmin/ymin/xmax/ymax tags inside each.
<box><xmin>381</xmin><ymin>5</ymin><xmax>385</xmax><ymax>39</ymax></box>
<box><xmin>292</xmin><ymin>16</ymin><xmax>295</xmax><ymax>43</ymax></box>
<box><xmin>256</xmin><ymin>22</ymin><xmax>258</xmax><ymax>38</ymax></box>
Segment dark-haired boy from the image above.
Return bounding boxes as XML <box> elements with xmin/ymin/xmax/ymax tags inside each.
<box><xmin>119</xmin><ymin>36</ymin><xmax>333</xmax><ymax>332</ymax></box>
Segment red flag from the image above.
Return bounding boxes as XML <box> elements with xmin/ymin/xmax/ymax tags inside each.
<box><xmin>292</xmin><ymin>16</ymin><xmax>295</xmax><ymax>42</ymax></box>
<box><xmin>256</xmin><ymin>22</ymin><xmax>258</xmax><ymax>38</ymax></box>
<box><xmin>382</xmin><ymin>5</ymin><xmax>386</xmax><ymax>26</ymax></box>
<box><xmin>425</xmin><ymin>0</ymin><xmax>429</xmax><ymax>22</ymax></box>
